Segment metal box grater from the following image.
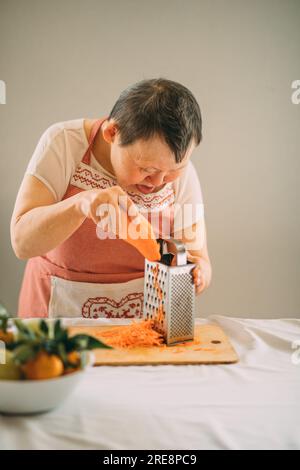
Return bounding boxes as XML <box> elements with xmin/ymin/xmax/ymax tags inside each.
<box><xmin>143</xmin><ymin>238</ymin><xmax>196</xmax><ymax>346</ymax></box>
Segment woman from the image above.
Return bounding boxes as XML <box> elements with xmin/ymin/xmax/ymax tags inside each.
<box><xmin>10</xmin><ymin>78</ymin><xmax>212</xmax><ymax>318</ymax></box>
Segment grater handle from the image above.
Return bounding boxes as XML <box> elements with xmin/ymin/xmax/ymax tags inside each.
<box><xmin>158</xmin><ymin>238</ymin><xmax>187</xmax><ymax>266</ymax></box>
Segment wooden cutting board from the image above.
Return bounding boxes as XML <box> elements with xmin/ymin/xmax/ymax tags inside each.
<box><xmin>69</xmin><ymin>323</ymin><xmax>239</xmax><ymax>365</ymax></box>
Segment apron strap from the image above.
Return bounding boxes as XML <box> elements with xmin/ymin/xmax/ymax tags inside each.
<box><xmin>82</xmin><ymin>117</ymin><xmax>108</xmax><ymax>165</ymax></box>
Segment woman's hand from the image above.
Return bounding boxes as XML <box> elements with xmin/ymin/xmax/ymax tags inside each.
<box><xmin>76</xmin><ymin>185</ymin><xmax>140</xmax><ymax>238</ymax></box>
<box><xmin>187</xmin><ymin>253</ymin><xmax>212</xmax><ymax>295</ymax></box>
<box><xmin>170</xmin><ymin>219</ymin><xmax>212</xmax><ymax>296</ymax></box>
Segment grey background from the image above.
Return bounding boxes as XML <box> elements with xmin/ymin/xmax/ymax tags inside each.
<box><xmin>0</xmin><ymin>0</ymin><xmax>299</xmax><ymax>318</ymax></box>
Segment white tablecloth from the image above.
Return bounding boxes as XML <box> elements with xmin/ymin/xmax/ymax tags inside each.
<box><xmin>0</xmin><ymin>315</ymin><xmax>299</xmax><ymax>450</ymax></box>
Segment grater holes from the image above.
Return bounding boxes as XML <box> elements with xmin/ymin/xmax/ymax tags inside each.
<box><xmin>144</xmin><ymin>262</ymin><xmax>167</xmax><ymax>327</ymax></box>
<box><xmin>169</xmin><ymin>272</ymin><xmax>194</xmax><ymax>338</ymax></box>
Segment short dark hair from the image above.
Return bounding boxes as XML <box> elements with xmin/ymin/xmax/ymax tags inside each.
<box><xmin>108</xmin><ymin>78</ymin><xmax>202</xmax><ymax>163</ymax></box>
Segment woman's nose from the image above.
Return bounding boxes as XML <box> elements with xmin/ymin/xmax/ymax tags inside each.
<box><xmin>146</xmin><ymin>173</ymin><xmax>166</xmax><ymax>186</ymax></box>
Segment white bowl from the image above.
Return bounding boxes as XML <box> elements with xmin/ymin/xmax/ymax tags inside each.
<box><xmin>0</xmin><ymin>370</ymin><xmax>85</xmax><ymax>415</ymax></box>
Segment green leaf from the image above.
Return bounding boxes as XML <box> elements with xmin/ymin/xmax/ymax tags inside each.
<box><xmin>6</xmin><ymin>339</ymin><xmax>27</xmax><ymax>351</ymax></box>
<box><xmin>54</xmin><ymin>319</ymin><xmax>68</xmax><ymax>342</ymax></box>
<box><xmin>13</xmin><ymin>344</ymin><xmax>38</xmax><ymax>365</ymax></box>
<box><xmin>40</xmin><ymin>320</ymin><xmax>49</xmax><ymax>336</ymax></box>
<box><xmin>0</xmin><ymin>309</ymin><xmax>9</xmax><ymax>332</ymax></box>
<box><xmin>57</xmin><ymin>342</ymin><xmax>68</xmax><ymax>367</ymax></box>
<box><xmin>0</xmin><ymin>304</ymin><xmax>9</xmax><ymax>316</ymax></box>
<box><xmin>43</xmin><ymin>339</ymin><xmax>59</xmax><ymax>355</ymax></box>
<box><xmin>13</xmin><ymin>319</ymin><xmax>36</xmax><ymax>341</ymax></box>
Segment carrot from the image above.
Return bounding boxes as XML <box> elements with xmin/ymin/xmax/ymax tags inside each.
<box><xmin>126</xmin><ymin>237</ymin><xmax>161</xmax><ymax>262</ymax></box>
<box><xmin>123</xmin><ymin>213</ymin><xmax>161</xmax><ymax>261</ymax></box>
<box><xmin>96</xmin><ymin>319</ymin><xmax>165</xmax><ymax>349</ymax></box>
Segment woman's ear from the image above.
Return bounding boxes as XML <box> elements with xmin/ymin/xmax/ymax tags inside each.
<box><xmin>102</xmin><ymin>120</ymin><xmax>119</xmax><ymax>144</ymax></box>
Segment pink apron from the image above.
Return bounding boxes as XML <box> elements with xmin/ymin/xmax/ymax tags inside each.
<box><xmin>18</xmin><ymin>117</ymin><xmax>175</xmax><ymax>319</ymax></box>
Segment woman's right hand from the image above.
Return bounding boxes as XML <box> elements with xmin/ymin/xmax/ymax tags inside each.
<box><xmin>76</xmin><ymin>185</ymin><xmax>141</xmax><ymax>238</ymax></box>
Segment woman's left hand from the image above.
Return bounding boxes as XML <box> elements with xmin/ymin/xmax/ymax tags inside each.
<box><xmin>187</xmin><ymin>253</ymin><xmax>212</xmax><ymax>295</ymax></box>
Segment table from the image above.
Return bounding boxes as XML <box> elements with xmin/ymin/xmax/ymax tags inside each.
<box><xmin>0</xmin><ymin>315</ymin><xmax>299</xmax><ymax>450</ymax></box>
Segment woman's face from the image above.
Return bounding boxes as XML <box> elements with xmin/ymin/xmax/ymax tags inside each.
<box><xmin>102</xmin><ymin>120</ymin><xmax>196</xmax><ymax>194</ymax></box>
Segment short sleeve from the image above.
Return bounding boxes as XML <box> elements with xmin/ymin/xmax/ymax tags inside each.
<box><xmin>172</xmin><ymin>160</ymin><xmax>205</xmax><ymax>233</ymax></box>
<box><xmin>25</xmin><ymin>123</ymin><xmax>74</xmax><ymax>201</ymax></box>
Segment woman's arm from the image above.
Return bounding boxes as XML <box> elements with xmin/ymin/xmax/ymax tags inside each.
<box><xmin>11</xmin><ymin>174</ymin><xmax>141</xmax><ymax>260</ymax></box>
<box><xmin>10</xmin><ymin>175</ymin><xmax>87</xmax><ymax>259</ymax></box>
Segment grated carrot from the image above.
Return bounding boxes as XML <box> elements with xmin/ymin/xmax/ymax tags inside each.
<box><xmin>95</xmin><ymin>319</ymin><xmax>165</xmax><ymax>349</ymax></box>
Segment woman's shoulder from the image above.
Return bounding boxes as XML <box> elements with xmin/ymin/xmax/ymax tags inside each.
<box><xmin>34</xmin><ymin>118</ymin><xmax>89</xmax><ymax>166</ymax></box>
<box><xmin>25</xmin><ymin>119</ymin><xmax>89</xmax><ymax>201</ymax></box>
<box><xmin>172</xmin><ymin>159</ymin><xmax>203</xmax><ymax>204</ymax></box>
<box><xmin>172</xmin><ymin>160</ymin><xmax>196</xmax><ymax>191</ymax></box>
<box><xmin>41</xmin><ymin>118</ymin><xmax>87</xmax><ymax>144</ymax></box>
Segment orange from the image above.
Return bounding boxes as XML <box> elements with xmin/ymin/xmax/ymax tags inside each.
<box><xmin>67</xmin><ymin>351</ymin><xmax>81</xmax><ymax>365</ymax></box>
<box><xmin>0</xmin><ymin>330</ymin><xmax>14</xmax><ymax>344</ymax></box>
<box><xmin>63</xmin><ymin>351</ymin><xmax>81</xmax><ymax>375</ymax></box>
<box><xmin>21</xmin><ymin>351</ymin><xmax>64</xmax><ymax>380</ymax></box>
